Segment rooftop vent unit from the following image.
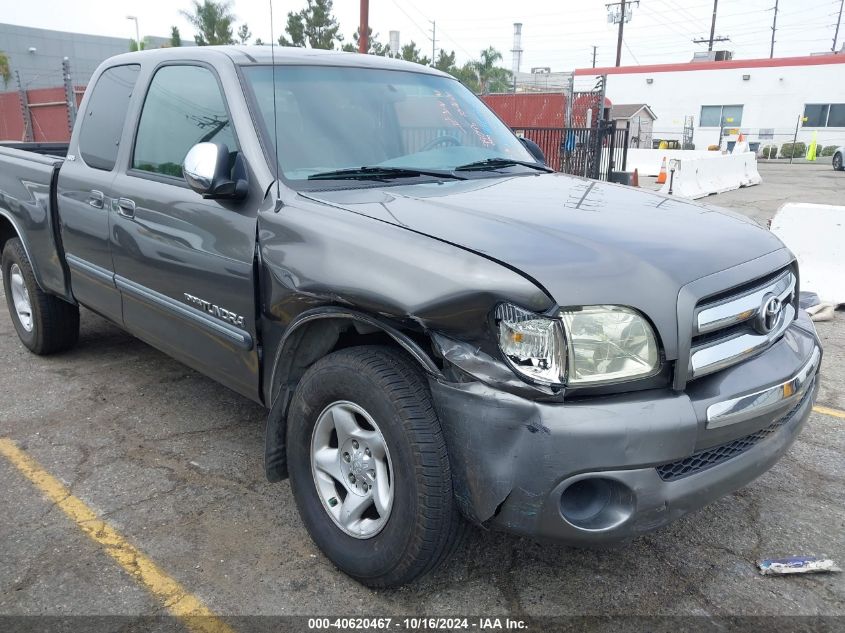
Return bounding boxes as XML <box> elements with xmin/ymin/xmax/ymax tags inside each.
<box><xmin>692</xmin><ymin>50</ymin><xmax>733</xmax><ymax>62</ymax></box>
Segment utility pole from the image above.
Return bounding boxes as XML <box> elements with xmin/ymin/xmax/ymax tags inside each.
<box><xmin>606</xmin><ymin>1</ymin><xmax>637</xmax><ymax>67</ymax></box>
<box><xmin>834</xmin><ymin>0</ymin><xmax>844</xmax><ymax>52</ymax></box>
<box><xmin>616</xmin><ymin>0</ymin><xmax>626</xmax><ymax>66</ymax></box>
<box><xmin>692</xmin><ymin>0</ymin><xmax>730</xmax><ymax>51</ymax></box>
<box><xmin>592</xmin><ymin>45</ymin><xmax>597</xmax><ymax>68</ymax></box>
<box><xmin>429</xmin><ymin>21</ymin><xmax>436</xmax><ymax>65</ymax></box>
<box><xmin>770</xmin><ymin>0</ymin><xmax>779</xmax><ymax>58</ymax></box>
<box><xmin>359</xmin><ymin>0</ymin><xmax>369</xmax><ymax>53</ymax></box>
<box><xmin>707</xmin><ymin>0</ymin><xmax>718</xmax><ymax>50</ymax></box>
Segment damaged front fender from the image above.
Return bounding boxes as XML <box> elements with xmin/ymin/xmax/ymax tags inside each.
<box><xmin>428</xmin><ymin>377</ymin><xmax>546</xmax><ymax>524</ymax></box>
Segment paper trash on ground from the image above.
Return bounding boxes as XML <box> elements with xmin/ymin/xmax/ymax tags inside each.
<box><xmin>758</xmin><ymin>556</ymin><xmax>841</xmax><ymax>576</ymax></box>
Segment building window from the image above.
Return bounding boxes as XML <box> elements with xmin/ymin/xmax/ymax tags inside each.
<box><xmin>827</xmin><ymin>104</ymin><xmax>845</xmax><ymax>127</ymax></box>
<box><xmin>699</xmin><ymin>104</ymin><xmax>743</xmax><ymax>127</ymax></box>
<box><xmin>803</xmin><ymin>103</ymin><xmax>845</xmax><ymax>127</ymax></box>
<box><xmin>803</xmin><ymin>104</ymin><xmax>829</xmax><ymax>127</ymax></box>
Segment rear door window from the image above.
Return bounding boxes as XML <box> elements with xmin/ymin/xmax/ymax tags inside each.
<box><xmin>78</xmin><ymin>64</ymin><xmax>140</xmax><ymax>171</ymax></box>
<box><xmin>132</xmin><ymin>65</ymin><xmax>237</xmax><ymax>178</ymax></box>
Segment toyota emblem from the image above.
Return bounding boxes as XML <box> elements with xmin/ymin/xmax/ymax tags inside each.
<box><xmin>755</xmin><ymin>295</ymin><xmax>782</xmax><ymax>334</ymax></box>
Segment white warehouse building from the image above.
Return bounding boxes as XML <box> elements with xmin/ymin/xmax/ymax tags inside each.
<box><xmin>574</xmin><ymin>54</ymin><xmax>845</xmax><ymax>154</ymax></box>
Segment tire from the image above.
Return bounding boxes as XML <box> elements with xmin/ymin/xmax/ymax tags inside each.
<box><xmin>1</xmin><ymin>238</ymin><xmax>79</xmax><ymax>355</ymax></box>
<box><xmin>286</xmin><ymin>345</ymin><xmax>465</xmax><ymax>588</ymax></box>
<box><xmin>834</xmin><ymin>152</ymin><xmax>843</xmax><ymax>171</ymax></box>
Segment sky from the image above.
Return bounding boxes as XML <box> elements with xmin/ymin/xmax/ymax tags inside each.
<box><xmin>1</xmin><ymin>0</ymin><xmax>842</xmax><ymax>72</ymax></box>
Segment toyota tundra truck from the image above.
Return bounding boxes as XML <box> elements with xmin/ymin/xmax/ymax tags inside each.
<box><xmin>0</xmin><ymin>46</ymin><xmax>821</xmax><ymax>588</ymax></box>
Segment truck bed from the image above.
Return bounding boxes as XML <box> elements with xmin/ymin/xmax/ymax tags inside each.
<box><xmin>0</xmin><ymin>142</ymin><xmax>69</xmax><ymax>158</ymax></box>
<box><xmin>0</xmin><ymin>145</ymin><xmax>71</xmax><ymax>300</ymax></box>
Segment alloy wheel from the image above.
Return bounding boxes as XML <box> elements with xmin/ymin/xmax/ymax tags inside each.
<box><xmin>310</xmin><ymin>400</ymin><xmax>394</xmax><ymax>538</ymax></box>
<box><xmin>9</xmin><ymin>264</ymin><xmax>34</xmax><ymax>332</ymax></box>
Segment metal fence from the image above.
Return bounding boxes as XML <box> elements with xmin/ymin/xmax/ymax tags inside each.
<box><xmin>513</xmin><ymin>128</ymin><xmax>564</xmax><ymax>171</ymax></box>
<box><xmin>560</xmin><ymin>121</ymin><xmax>629</xmax><ymax>180</ymax></box>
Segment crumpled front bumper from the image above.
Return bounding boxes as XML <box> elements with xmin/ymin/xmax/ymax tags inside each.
<box><xmin>429</xmin><ymin>311</ymin><xmax>821</xmax><ymax>544</ymax></box>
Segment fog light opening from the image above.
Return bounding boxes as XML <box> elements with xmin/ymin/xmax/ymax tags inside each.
<box><xmin>559</xmin><ymin>477</ymin><xmax>635</xmax><ymax>531</ymax></box>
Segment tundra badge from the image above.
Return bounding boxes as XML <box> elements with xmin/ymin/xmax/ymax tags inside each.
<box><xmin>184</xmin><ymin>293</ymin><xmax>245</xmax><ymax>328</ymax></box>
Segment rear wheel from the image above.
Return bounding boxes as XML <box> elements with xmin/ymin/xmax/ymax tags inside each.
<box><xmin>834</xmin><ymin>152</ymin><xmax>843</xmax><ymax>171</ymax></box>
<box><xmin>2</xmin><ymin>238</ymin><xmax>79</xmax><ymax>354</ymax></box>
<box><xmin>286</xmin><ymin>346</ymin><xmax>464</xmax><ymax>588</ymax></box>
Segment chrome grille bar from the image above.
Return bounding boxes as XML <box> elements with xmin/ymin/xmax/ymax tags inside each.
<box><xmin>689</xmin><ymin>303</ymin><xmax>795</xmax><ymax>379</ymax></box>
<box><xmin>695</xmin><ymin>270</ymin><xmax>795</xmax><ymax>336</ymax></box>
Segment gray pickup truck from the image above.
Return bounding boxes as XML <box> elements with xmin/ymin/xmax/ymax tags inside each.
<box><xmin>0</xmin><ymin>46</ymin><xmax>822</xmax><ymax>588</ymax></box>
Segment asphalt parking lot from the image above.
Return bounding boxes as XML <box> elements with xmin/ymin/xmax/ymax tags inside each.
<box><xmin>1</xmin><ymin>162</ymin><xmax>843</xmax><ymax>629</ymax></box>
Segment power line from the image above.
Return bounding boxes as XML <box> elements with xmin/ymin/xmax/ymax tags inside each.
<box><xmin>388</xmin><ymin>0</ymin><xmax>430</xmax><ymax>44</ymax></box>
<box><xmin>623</xmin><ymin>40</ymin><xmax>641</xmax><ymax>64</ymax></box>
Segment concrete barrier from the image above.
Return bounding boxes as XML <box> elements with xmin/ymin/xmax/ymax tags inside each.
<box><xmin>770</xmin><ymin>203</ymin><xmax>845</xmax><ymax>305</ymax></box>
<box><xmin>621</xmin><ymin>149</ymin><xmax>722</xmax><ymax>177</ymax></box>
<box><xmin>658</xmin><ymin>152</ymin><xmax>762</xmax><ymax>199</ymax></box>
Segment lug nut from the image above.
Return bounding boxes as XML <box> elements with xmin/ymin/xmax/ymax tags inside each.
<box><xmin>343</xmin><ymin>452</ymin><xmax>350</xmax><ymax>462</ymax></box>
<box><xmin>364</xmin><ymin>448</ymin><xmax>371</xmax><ymax>457</ymax></box>
<box><xmin>362</xmin><ymin>483</ymin><xmax>369</xmax><ymax>492</ymax></box>
<box><xmin>352</xmin><ymin>440</ymin><xmax>359</xmax><ymax>449</ymax></box>
<box><xmin>348</xmin><ymin>473</ymin><xmax>356</xmax><ymax>484</ymax></box>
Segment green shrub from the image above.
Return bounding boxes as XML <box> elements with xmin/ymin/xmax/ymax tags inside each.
<box><xmin>779</xmin><ymin>142</ymin><xmax>806</xmax><ymax>159</ymax></box>
<box><xmin>760</xmin><ymin>145</ymin><xmax>778</xmax><ymax>159</ymax></box>
<box><xmin>821</xmin><ymin>145</ymin><xmax>837</xmax><ymax>157</ymax></box>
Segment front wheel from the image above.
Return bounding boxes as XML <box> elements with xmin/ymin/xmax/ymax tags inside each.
<box><xmin>286</xmin><ymin>346</ymin><xmax>464</xmax><ymax>588</ymax></box>
<box><xmin>2</xmin><ymin>238</ymin><xmax>79</xmax><ymax>354</ymax></box>
<box><xmin>834</xmin><ymin>152</ymin><xmax>843</xmax><ymax>171</ymax></box>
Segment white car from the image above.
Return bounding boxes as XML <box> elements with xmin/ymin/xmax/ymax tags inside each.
<box><xmin>834</xmin><ymin>147</ymin><xmax>844</xmax><ymax>171</ymax></box>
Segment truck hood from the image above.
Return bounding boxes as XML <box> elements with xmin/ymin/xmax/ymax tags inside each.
<box><xmin>302</xmin><ymin>173</ymin><xmax>786</xmax><ymax>357</ymax></box>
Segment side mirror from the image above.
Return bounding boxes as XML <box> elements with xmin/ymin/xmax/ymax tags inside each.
<box><xmin>183</xmin><ymin>142</ymin><xmax>248</xmax><ymax>200</ymax></box>
<box><xmin>519</xmin><ymin>137</ymin><xmax>546</xmax><ymax>165</ymax></box>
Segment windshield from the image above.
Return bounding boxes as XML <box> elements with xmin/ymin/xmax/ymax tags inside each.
<box><xmin>241</xmin><ymin>65</ymin><xmax>535</xmax><ymax>183</ymax></box>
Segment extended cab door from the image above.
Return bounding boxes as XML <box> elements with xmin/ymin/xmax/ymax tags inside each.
<box><xmin>58</xmin><ymin>64</ymin><xmax>140</xmax><ymax>323</ymax></box>
<box><xmin>109</xmin><ymin>62</ymin><xmax>261</xmax><ymax>401</ymax></box>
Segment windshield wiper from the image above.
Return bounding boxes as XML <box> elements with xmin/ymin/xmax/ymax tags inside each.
<box><xmin>454</xmin><ymin>158</ymin><xmax>554</xmax><ymax>173</ymax></box>
<box><xmin>307</xmin><ymin>166</ymin><xmax>466</xmax><ymax>181</ymax></box>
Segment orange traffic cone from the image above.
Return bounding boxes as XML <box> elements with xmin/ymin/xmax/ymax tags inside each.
<box><xmin>656</xmin><ymin>157</ymin><xmax>668</xmax><ymax>184</ymax></box>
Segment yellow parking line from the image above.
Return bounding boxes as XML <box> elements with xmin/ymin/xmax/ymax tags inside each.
<box><xmin>0</xmin><ymin>438</ymin><xmax>235</xmax><ymax>633</ymax></box>
<box><xmin>813</xmin><ymin>405</ymin><xmax>845</xmax><ymax>419</ymax></box>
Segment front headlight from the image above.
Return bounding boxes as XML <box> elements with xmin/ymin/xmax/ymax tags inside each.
<box><xmin>559</xmin><ymin>305</ymin><xmax>659</xmax><ymax>385</ymax></box>
<box><xmin>495</xmin><ymin>304</ymin><xmax>566</xmax><ymax>385</ymax></box>
<box><xmin>495</xmin><ymin>303</ymin><xmax>660</xmax><ymax>387</ymax></box>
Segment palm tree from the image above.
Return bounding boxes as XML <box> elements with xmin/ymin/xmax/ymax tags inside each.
<box><xmin>474</xmin><ymin>47</ymin><xmax>508</xmax><ymax>94</ymax></box>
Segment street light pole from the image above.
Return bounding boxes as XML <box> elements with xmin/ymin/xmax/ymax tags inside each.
<box><xmin>127</xmin><ymin>15</ymin><xmax>140</xmax><ymax>50</ymax></box>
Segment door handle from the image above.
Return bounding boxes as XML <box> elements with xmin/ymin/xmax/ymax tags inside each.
<box><xmin>87</xmin><ymin>190</ymin><xmax>104</xmax><ymax>209</ymax></box>
<box><xmin>116</xmin><ymin>197</ymin><xmax>136</xmax><ymax>218</ymax></box>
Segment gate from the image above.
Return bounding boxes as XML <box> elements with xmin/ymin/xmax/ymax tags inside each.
<box><xmin>560</xmin><ymin>120</ymin><xmax>629</xmax><ymax>181</ymax></box>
